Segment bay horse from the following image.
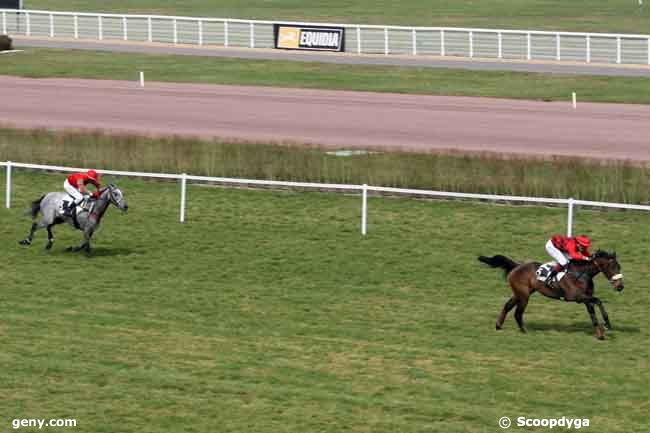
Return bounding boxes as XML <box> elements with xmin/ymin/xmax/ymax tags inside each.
<box><xmin>19</xmin><ymin>184</ymin><xmax>128</xmax><ymax>253</ymax></box>
<box><xmin>478</xmin><ymin>251</ymin><xmax>624</xmax><ymax>339</ymax></box>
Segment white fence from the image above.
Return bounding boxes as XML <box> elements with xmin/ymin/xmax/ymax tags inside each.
<box><xmin>2</xmin><ymin>9</ymin><xmax>650</xmax><ymax>65</ymax></box>
<box><xmin>3</xmin><ymin>161</ymin><xmax>650</xmax><ymax>236</ymax></box>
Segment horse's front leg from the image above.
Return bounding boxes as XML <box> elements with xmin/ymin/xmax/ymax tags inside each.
<box><xmin>585</xmin><ymin>302</ymin><xmax>605</xmax><ymax>340</ymax></box>
<box><xmin>79</xmin><ymin>225</ymin><xmax>95</xmax><ymax>254</ymax></box>
<box><xmin>592</xmin><ymin>298</ymin><xmax>611</xmax><ymax>330</ymax></box>
<box><xmin>67</xmin><ymin>225</ymin><xmax>94</xmax><ymax>254</ymax></box>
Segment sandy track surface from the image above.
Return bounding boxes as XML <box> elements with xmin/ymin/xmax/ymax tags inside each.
<box><xmin>2</xmin><ymin>75</ymin><xmax>648</xmax><ymax>162</ymax></box>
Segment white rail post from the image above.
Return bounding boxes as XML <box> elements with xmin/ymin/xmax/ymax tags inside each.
<box><xmin>567</xmin><ymin>198</ymin><xmax>574</xmax><ymax>236</ymax></box>
<box><xmin>361</xmin><ymin>184</ymin><xmax>368</xmax><ymax>236</ymax></box>
<box><xmin>586</xmin><ymin>35</ymin><xmax>591</xmax><ymax>63</ymax></box>
<box><xmin>250</xmin><ymin>22</ymin><xmax>255</xmax><ymax>48</ymax></box>
<box><xmin>411</xmin><ymin>28</ymin><xmax>417</xmax><ymax>55</ymax></box>
<box><xmin>147</xmin><ymin>16</ymin><xmax>152</xmax><ymax>42</ymax></box>
<box><xmin>26</xmin><ymin>11</ymin><xmax>30</xmax><ymax>36</ymax></box>
<box><xmin>49</xmin><ymin>13</ymin><xmax>54</xmax><ymax>38</ymax></box>
<box><xmin>616</xmin><ymin>36</ymin><xmax>621</xmax><ymax>64</ymax></box>
<box><xmin>224</xmin><ymin>20</ymin><xmax>229</xmax><ymax>47</ymax></box>
<box><xmin>198</xmin><ymin>19</ymin><xmax>203</xmax><ymax>45</ymax></box>
<box><xmin>440</xmin><ymin>29</ymin><xmax>445</xmax><ymax>56</ymax></box>
<box><xmin>122</xmin><ymin>16</ymin><xmax>128</xmax><ymax>41</ymax></box>
<box><xmin>384</xmin><ymin>27</ymin><xmax>388</xmax><ymax>55</ymax></box>
<box><xmin>497</xmin><ymin>31</ymin><xmax>502</xmax><ymax>59</ymax></box>
<box><xmin>173</xmin><ymin>18</ymin><xmax>178</xmax><ymax>44</ymax></box>
<box><xmin>180</xmin><ymin>173</ymin><xmax>187</xmax><ymax>223</ymax></box>
<box><xmin>98</xmin><ymin>15</ymin><xmax>103</xmax><ymax>40</ymax></box>
<box><xmin>74</xmin><ymin>13</ymin><xmax>79</xmax><ymax>39</ymax></box>
<box><xmin>356</xmin><ymin>26</ymin><xmax>361</xmax><ymax>53</ymax></box>
<box><xmin>556</xmin><ymin>33</ymin><xmax>561</xmax><ymax>61</ymax></box>
<box><xmin>469</xmin><ymin>31</ymin><xmax>473</xmax><ymax>58</ymax></box>
<box><xmin>526</xmin><ymin>32</ymin><xmax>531</xmax><ymax>60</ymax></box>
<box><xmin>572</xmin><ymin>92</ymin><xmax>577</xmax><ymax>109</ymax></box>
<box><xmin>647</xmin><ymin>38</ymin><xmax>650</xmax><ymax>65</ymax></box>
<box><xmin>2</xmin><ymin>11</ymin><xmax>6</xmax><ymax>35</ymax></box>
<box><xmin>6</xmin><ymin>161</ymin><xmax>12</xmax><ymax>209</ymax></box>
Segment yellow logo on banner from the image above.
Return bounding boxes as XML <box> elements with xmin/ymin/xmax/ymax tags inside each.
<box><xmin>277</xmin><ymin>27</ymin><xmax>300</xmax><ymax>49</ymax></box>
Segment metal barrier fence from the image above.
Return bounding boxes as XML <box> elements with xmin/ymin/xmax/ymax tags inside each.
<box><xmin>3</xmin><ymin>161</ymin><xmax>650</xmax><ymax>235</ymax></box>
<box><xmin>2</xmin><ymin>9</ymin><xmax>650</xmax><ymax>65</ymax></box>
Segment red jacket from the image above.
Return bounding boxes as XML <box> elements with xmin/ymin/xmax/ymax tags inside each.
<box><xmin>551</xmin><ymin>235</ymin><xmax>592</xmax><ymax>261</ymax></box>
<box><xmin>67</xmin><ymin>173</ymin><xmax>100</xmax><ymax>193</ymax></box>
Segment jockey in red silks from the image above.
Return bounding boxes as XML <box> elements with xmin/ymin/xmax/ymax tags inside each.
<box><xmin>544</xmin><ymin>234</ymin><xmax>592</xmax><ymax>283</ymax></box>
<box><xmin>61</xmin><ymin>169</ymin><xmax>101</xmax><ymax>216</ymax></box>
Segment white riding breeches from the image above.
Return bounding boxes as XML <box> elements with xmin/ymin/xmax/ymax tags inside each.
<box><xmin>63</xmin><ymin>179</ymin><xmax>84</xmax><ymax>205</ymax></box>
<box><xmin>545</xmin><ymin>240</ymin><xmax>569</xmax><ymax>266</ymax></box>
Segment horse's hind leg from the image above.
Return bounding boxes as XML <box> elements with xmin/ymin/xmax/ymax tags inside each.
<box><xmin>514</xmin><ymin>298</ymin><xmax>529</xmax><ymax>333</ymax></box>
<box><xmin>19</xmin><ymin>222</ymin><xmax>42</xmax><ymax>246</ymax></box>
<box><xmin>496</xmin><ymin>297</ymin><xmax>517</xmax><ymax>330</ymax></box>
<box><xmin>45</xmin><ymin>224</ymin><xmax>56</xmax><ymax>250</ymax></box>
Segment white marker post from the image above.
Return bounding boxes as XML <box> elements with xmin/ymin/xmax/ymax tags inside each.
<box><xmin>139</xmin><ymin>71</ymin><xmax>144</xmax><ymax>88</ymax></box>
<box><xmin>361</xmin><ymin>184</ymin><xmax>368</xmax><ymax>236</ymax></box>
<box><xmin>572</xmin><ymin>92</ymin><xmax>577</xmax><ymax>109</ymax></box>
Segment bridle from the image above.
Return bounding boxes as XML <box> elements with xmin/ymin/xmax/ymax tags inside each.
<box><xmin>593</xmin><ymin>256</ymin><xmax>623</xmax><ymax>285</ymax></box>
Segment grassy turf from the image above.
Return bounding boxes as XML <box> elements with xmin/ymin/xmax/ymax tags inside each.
<box><xmin>1</xmin><ymin>170</ymin><xmax>648</xmax><ymax>432</ymax></box>
<box><xmin>5</xmin><ymin>48</ymin><xmax>650</xmax><ymax>104</ymax></box>
<box><xmin>3</xmin><ymin>127</ymin><xmax>650</xmax><ymax>204</ymax></box>
<box><xmin>26</xmin><ymin>0</ymin><xmax>650</xmax><ymax>33</ymax></box>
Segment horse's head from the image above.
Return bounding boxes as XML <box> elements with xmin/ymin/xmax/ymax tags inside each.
<box><xmin>105</xmin><ymin>184</ymin><xmax>129</xmax><ymax>212</ymax></box>
<box><xmin>592</xmin><ymin>250</ymin><xmax>624</xmax><ymax>291</ymax></box>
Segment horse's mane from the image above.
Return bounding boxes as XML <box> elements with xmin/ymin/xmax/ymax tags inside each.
<box><xmin>593</xmin><ymin>250</ymin><xmax>616</xmax><ymax>259</ymax></box>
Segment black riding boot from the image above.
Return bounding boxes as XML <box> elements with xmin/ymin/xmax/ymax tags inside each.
<box><xmin>63</xmin><ymin>201</ymin><xmax>76</xmax><ymax>217</ymax></box>
<box><xmin>545</xmin><ymin>263</ymin><xmax>564</xmax><ymax>286</ymax></box>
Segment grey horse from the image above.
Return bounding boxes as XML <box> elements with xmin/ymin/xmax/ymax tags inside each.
<box><xmin>19</xmin><ymin>184</ymin><xmax>128</xmax><ymax>253</ymax></box>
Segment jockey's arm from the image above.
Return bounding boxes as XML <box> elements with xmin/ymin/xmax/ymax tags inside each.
<box><xmin>76</xmin><ymin>179</ymin><xmax>88</xmax><ymax>194</ymax></box>
<box><xmin>566</xmin><ymin>243</ymin><xmax>589</xmax><ymax>261</ymax></box>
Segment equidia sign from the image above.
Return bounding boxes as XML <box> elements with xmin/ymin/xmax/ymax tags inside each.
<box><xmin>274</xmin><ymin>24</ymin><xmax>345</xmax><ymax>52</ymax></box>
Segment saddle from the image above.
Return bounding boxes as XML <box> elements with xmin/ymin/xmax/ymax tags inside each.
<box><xmin>535</xmin><ymin>262</ymin><xmax>567</xmax><ymax>290</ymax></box>
<box><xmin>60</xmin><ymin>197</ymin><xmax>95</xmax><ymax>226</ymax></box>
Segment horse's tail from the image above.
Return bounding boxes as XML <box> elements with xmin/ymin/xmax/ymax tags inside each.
<box><xmin>27</xmin><ymin>195</ymin><xmax>45</xmax><ymax>219</ymax></box>
<box><xmin>478</xmin><ymin>255</ymin><xmax>520</xmax><ymax>279</ymax></box>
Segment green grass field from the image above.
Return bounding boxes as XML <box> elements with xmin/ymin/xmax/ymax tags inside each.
<box><xmin>1</xmin><ymin>170</ymin><xmax>648</xmax><ymax>432</ymax></box>
<box><xmin>26</xmin><ymin>0</ymin><xmax>650</xmax><ymax>33</ymax></box>
<box><xmin>5</xmin><ymin>48</ymin><xmax>650</xmax><ymax>104</ymax></box>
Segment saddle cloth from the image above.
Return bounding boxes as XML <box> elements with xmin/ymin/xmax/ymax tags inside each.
<box><xmin>535</xmin><ymin>262</ymin><xmax>567</xmax><ymax>284</ymax></box>
<box><xmin>60</xmin><ymin>198</ymin><xmax>92</xmax><ymax>215</ymax></box>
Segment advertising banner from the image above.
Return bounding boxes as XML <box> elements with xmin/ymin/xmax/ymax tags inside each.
<box><xmin>275</xmin><ymin>24</ymin><xmax>345</xmax><ymax>52</ymax></box>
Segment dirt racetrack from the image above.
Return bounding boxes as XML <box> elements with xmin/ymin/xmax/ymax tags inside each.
<box><xmin>2</xmin><ymin>75</ymin><xmax>649</xmax><ymax>162</ymax></box>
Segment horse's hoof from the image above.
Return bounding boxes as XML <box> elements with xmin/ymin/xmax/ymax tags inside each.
<box><xmin>519</xmin><ymin>328</ymin><xmax>527</xmax><ymax>334</ymax></box>
<box><xmin>495</xmin><ymin>323</ymin><xmax>503</xmax><ymax>330</ymax></box>
<box><xmin>19</xmin><ymin>240</ymin><xmax>31</xmax><ymax>246</ymax></box>
<box><xmin>596</xmin><ymin>327</ymin><xmax>606</xmax><ymax>340</ymax></box>
<box><xmin>65</xmin><ymin>246</ymin><xmax>75</xmax><ymax>252</ymax></box>
<box><xmin>45</xmin><ymin>243</ymin><xmax>53</xmax><ymax>250</ymax></box>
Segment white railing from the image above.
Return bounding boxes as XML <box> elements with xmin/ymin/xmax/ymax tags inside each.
<box><xmin>2</xmin><ymin>9</ymin><xmax>650</xmax><ymax>65</ymax></box>
<box><xmin>3</xmin><ymin>161</ymin><xmax>650</xmax><ymax>235</ymax></box>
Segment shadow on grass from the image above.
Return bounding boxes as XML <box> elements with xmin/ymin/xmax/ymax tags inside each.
<box><xmin>527</xmin><ymin>321</ymin><xmax>640</xmax><ymax>335</ymax></box>
<box><xmin>62</xmin><ymin>246</ymin><xmax>138</xmax><ymax>257</ymax></box>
